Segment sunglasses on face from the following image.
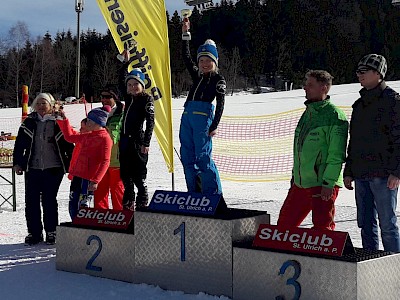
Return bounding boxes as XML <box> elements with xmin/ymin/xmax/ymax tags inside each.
<box><xmin>101</xmin><ymin>94</ymin><xmax>113</xmax><ymax>99</ymax></box>
<box><xmin>356</xmin><ymin>67</ymin><xmax>373</xmax><ymax>75</ymax></box>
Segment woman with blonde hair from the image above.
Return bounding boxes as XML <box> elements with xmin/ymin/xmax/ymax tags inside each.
<box><xmin>13</xmin><ymin>93</ymin><xmax>74</xmax><ymax>245</ymax></box>
<box><xmin>180</xmin><ymin>20</ymin><xmax>226</xmax><ymax>195</ymax></box>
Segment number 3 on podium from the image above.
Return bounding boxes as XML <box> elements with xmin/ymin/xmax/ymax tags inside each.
<box><xmin>276</xmin><ymin>260</ymin><xmax>301</xmax><ymax>300</ymax></box>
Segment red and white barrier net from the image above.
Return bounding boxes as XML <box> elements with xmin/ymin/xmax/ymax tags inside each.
<box><xmin>0</xmin><ymin>103</ymin><xmax>99</xmax><ymax>165</ymax></box>
<box><xmin>62</xmin><ymin>102</ymin><xmax>97</xmax><ymax>129</ymax></box>
<box><xmin>0</xmin><ymin>105</ymin><xmax>351</xmax><ymax>181</ymax></box>
<box><xmin>213</xmin><ymin>106</ymin><xmax>352</xmax><ymax>182</ymax></box>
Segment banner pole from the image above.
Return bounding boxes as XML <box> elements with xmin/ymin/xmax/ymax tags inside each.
<box><xmin>21</xmin><ymin>85</ymin><xmax>29</xmax><ymax>122</ymax></box>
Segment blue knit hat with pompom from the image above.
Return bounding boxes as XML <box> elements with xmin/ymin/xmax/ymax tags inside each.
<box><xmin>125</xmin><ymin>68</ymin><xmax>145</xmax><ymax>89</ymax></box>
<box><xmin>197</xmin><ymin>39</ymin><xmax>218</xmax><ymax>65</ymax></box>
<box><xmin>87</xmin><ymin>106</ymin><xmax>110</xmax><ymax>127</ymax></box>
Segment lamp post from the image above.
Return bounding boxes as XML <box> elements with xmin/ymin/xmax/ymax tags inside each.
<box><xmin>75</xmin><ymin>0</ymin><xmax>84</xmax><ymax>99</ymax></box>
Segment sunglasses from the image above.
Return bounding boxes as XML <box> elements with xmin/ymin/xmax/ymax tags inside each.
<box><xmin>356</xmin><ymin>67</ymin><xmax>373</xmax><ymax>75</ymax></box>
<box><xmin>101</xmin><ymin>94</ymin><xmax>113</xmax><ymax>99</ymax></box>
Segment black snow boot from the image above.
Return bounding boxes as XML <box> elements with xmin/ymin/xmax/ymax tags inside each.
<box><xmin>25</xmin><ymin>233</ymin><xmax>43</xmax><ymax>245</ymax></box>
<box><xmin>46</xmin><ymin>231</ymin><xmax>56</xmax><ymax>245</ymax></box>
<box><xmin>122</xmin><ymin>178</ymin><xmax>136</xmax><ymax>211</ymax></box>
<box><xmin>135</xmin><ymin>177</ymin><xmax>148</xmax><ymax>209</ymax></box>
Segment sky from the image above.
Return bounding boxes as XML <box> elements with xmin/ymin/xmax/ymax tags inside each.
<box><xmin>0</xmin><ymin>0</ymin><xmax>221</xmax><ymax>39</ymax></box>
<box><xmin>1</xmin><ymin>82</ymin><xmax>399</xmax><ymax>299</ymax></box>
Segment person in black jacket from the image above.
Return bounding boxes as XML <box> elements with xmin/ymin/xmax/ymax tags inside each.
<box><xmin>180</xmin><ymin>20</ymin><xmax>226</xmax><ymax>195</ymax></box>
<box><xmin>118</xmin><ymin>53</ymin><xmax>155</xmax><ymax>210</ymax></box>
<box><xmin>13</xmin><ymin>93</ymin><xmax>74</xmax><ymax>245</ymax></box>
<box><xmin>344</xmin><ymin>54</ymin><xmax>400</xmax><ymax>252</ymax></box>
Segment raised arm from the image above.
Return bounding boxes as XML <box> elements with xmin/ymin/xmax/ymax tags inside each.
<box><xmin>182</xmin><ymin>21</ymin><xmax>198</xmax><ymax>81</ymax></box>
<box><xmin>56</xmin><ymin>119</ymin><xmax>83</xmax><ymax>144</ymax></box>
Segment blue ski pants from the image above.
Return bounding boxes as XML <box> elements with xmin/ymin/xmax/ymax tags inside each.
<box><xmin>179</xmin><ymin>101</ymin><xmax>222</xmax><ymax>195</ymax></box>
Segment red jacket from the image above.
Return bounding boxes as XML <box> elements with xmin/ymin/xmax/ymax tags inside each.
<box><xmin>57</xmin><ymin>119</ymin><xmax>112</xmax><ymax>184</ymax></box>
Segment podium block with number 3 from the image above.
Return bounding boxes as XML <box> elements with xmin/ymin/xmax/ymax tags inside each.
<box><xmin>233</xmin><ymin>245</ymin><xmax>400</xmax><ymax>300</ymax></box>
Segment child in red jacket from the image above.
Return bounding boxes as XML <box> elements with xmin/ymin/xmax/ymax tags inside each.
<box><xmin>57</xmin><ymin>106</ymin><xmax>113</xmax><ymax>219</ymax></box>
<box><xmin>67</xmin><ymin>118</ymin><xmax>88</xmax><ymax>181</ymax></box>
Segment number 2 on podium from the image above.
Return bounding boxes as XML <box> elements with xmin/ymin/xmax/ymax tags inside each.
<box><xmin>173</xmin><ymin>222</ymin><xmax>186</xmax><ymax>261</ymax></box>
<box><xmin>86</xmin><ymin>235</ymin><xmax>103</xmax><ymax>272</ymax></box>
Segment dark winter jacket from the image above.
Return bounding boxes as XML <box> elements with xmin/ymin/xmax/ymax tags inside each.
<box><xmin>344</xmin><ymin>81</ymin><xmax>400</xmax><ymax>179</ymax></box>
<box><xmin>13</xmin><ymin>112</ymin><xmax>74</xmax><ymax>173</ymax></box>
<box><xmin>182</xmin><ymin>40</ymin><xmax>226</xmax><ymax>132</ymax></box>
<box><xmin>118</xmin><ymin>64</ymin><xmax>155</xmax><ymax>147</ymax></box>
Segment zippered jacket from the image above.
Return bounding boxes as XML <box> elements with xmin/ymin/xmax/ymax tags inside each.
<box><xmin>13</xmin><ymin>112</ymin><xmax>74</xmax><ymax>173</ymax></box>
<box><xmin>120</xmin><ymin>93</ymin><xmax>154</xmax><ymax>147</ymax></box>
<box><xmin>344</xmin><ymin>81</ymin><xmax>400</xmax><ymax>179</ymax></box>
<box><xmin>182</xmin><ymin>40</ymin><xmax>226</xmax><ymax>132</ymax></box>
<box><xmin>293</xmin><ymin>98</ymin><xmax>348</xmax><ymax>188</ymax></box>
<box><xmin>118</xmin><ymin>64</ymin><xmax>155</xmax><ymax>147</ymax></box>
<box><xmin>57</xmin><ymin>119</ymin><xmax>112</xmax><ymax>184</ymax></box>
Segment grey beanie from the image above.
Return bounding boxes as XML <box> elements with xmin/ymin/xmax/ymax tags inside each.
<box><xmin>357</xmin><ymin>54</ymin><xmax>387</xmax><ymax>78</ymax></box>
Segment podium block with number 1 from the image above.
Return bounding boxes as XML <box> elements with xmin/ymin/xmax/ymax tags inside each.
<box><xmin>133</xmin><ymin>209</ymin><xmax>269</xmax><ymax>298</ymax></box>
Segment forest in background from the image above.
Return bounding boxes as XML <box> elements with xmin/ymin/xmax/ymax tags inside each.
<box><xmin>1</xmin><ymin>0</ymin><xmax>400</xmax><ymax>107</ymax></box>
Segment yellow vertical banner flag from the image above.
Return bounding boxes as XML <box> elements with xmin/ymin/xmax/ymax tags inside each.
<box><xmin>96</xmin><ymin>0</ymin><xmax>174</xmax><ymax>173</ymax></box>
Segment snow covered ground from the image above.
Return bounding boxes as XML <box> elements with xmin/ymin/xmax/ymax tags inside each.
<box><xmin>1</xmin><ymin>81</ymin><xmax>400</xmax><ymax>300</ymax></box>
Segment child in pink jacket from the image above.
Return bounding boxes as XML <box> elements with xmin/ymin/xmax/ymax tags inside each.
<box><xmin>57</xmin><ymin>106</ymin><xmax>113</xmax><ymax>219</ymax></box>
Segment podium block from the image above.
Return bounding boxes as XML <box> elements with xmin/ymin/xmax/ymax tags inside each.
<box><xmin>133</xmin><ymin>208</ymin><xmax>269</xmax><ymax>297</ymax></box>
<box><xmin>233</xmin><ymin>244</ymin><xmax>400</xmax><ymax>300</ymax></box>
<box><xmin>56</xmin><ymin>223</ymin><xmax>135</xmax><ymax>282</ymax></box>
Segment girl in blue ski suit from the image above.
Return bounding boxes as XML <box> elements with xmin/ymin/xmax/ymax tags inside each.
<box><xmin>180</xmin><ymin>26</ymin><xmax>226</xmax><ymax>195</ymax></box>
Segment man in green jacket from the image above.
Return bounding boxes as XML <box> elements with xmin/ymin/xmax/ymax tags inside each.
<box><xmin>277</xmin><ymin>70</ymin><xmax>349</xmax><ymax>230</ymax></box>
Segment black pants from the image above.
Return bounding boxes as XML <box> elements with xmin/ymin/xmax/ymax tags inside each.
<box><xmin>119</xmin><ymin>137</ymin><xmax>149</xmax><ymax>208</ymax></box>
<box><xmin>25</xmin><ymin>168</ymin><xmax>64</xmax><ymax>236</ymax></box>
